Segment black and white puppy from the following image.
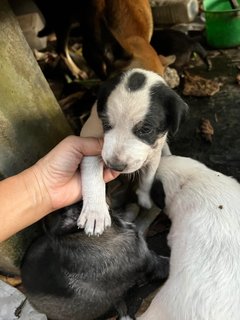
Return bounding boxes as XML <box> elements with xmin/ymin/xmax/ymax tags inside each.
<box><xmin>138</xmin><ymin>155</ymin><xmax>240</xmax><ymax>320</ymax></box>
<box><xmin>21</xmin><ymin>203</ymin><xmax>169</xmax><ymax>320</ymax></box>
<box><xmin>79</xmin><ymin>68</ymin><xmax>188</xmax><ymax>235</ymax></box>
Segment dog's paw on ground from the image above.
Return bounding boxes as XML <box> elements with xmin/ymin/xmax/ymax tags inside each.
<box><xmin>77</xmin><ymin>202</ymin><xmax>111</xmax><ymax>236</ymax></box>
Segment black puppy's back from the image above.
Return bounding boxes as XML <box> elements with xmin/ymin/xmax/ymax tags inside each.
<box><xmin>21</xmin><ymin>205</ymin><xmax>168</xmax><ymax>320</ymax></box>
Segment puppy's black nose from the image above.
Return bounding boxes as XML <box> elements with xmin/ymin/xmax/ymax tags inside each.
<box><xmin>106</xmin><ymin>161</ymin><xmax>127</xmax><ymax>172</ymax></box>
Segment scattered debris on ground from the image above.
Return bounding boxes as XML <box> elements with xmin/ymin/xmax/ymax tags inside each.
<box><xmin>199</xmin><ymin>118</ymin><xmax>214</xmax><ymax>143</ymax></box>
<box><xmin>183</xmin><ymin>71</ymin><xmax>221</xmax><ymax>96</ymax></box>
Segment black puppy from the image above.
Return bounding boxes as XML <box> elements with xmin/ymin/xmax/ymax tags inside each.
<box><xmin>151</xmin><ymin>29</ymin><xmax>212</xmax><ymax>71</ymax></box>
<box><xmin>21</xmin><ymin>203</ymin><xmax>169</xmax><ymax>320</ymax></box>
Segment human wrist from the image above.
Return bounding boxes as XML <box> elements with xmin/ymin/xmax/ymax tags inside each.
<box><xmin>21</xmin><ymin>164</ymin><xmax>52</xmax><ymax>215</ymax></box>
<box><xmin>0</xmin><ymin>165</ymin><xmax>53</xmax><ymax>242</ymax></box>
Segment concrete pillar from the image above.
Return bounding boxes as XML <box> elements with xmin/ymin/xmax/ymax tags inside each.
<box><xmin>0</xmin><ymin>0</ymin><xmax>73</xmax><ymax>274</ymax></box>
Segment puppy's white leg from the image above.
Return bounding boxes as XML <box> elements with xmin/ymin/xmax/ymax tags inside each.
<box><xmin>162</xmin><ymin>142</ymin><xmax>172</xmax><ymax>156</ymax></box>
<box><xmin>136</xmin><ymin>151</ymin><xmax>162</xmax><ymax>209</ymax></box>
<box><xmin>134</xmin><ymin>205</ymin><xmax>161</xmax><ymax>234</ymax></box>
<box><xmin>77</xmin><ymin>156</ymin><xmax>111</xmax><ymax>236</ymax></box>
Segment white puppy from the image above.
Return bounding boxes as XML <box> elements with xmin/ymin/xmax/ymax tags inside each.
<box><xmin>79</xmin><ymin>68</ymin><xmax>188</xmax><ymax>235</ymax></box>
<box><xmin>138</xmin><ymin>155</ymin><xmax>240</xmax><ymax>320</ymax></box>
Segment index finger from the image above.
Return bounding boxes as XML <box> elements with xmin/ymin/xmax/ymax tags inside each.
<box><xmin>62</xmin><ymin>136</ymin><xmax>104</xmax><ymax>157</ymax></box>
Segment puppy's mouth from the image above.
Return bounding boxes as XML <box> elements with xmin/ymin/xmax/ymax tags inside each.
<box><xmin>104</xmin><ymin>160</ymin><xmax>143</xmax><ymax>174</ymax></box>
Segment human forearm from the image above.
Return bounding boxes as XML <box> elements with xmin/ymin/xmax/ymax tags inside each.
<box><xmin>0</xmin><ymin>136</ymin><xmax>119</xmax><ymax>242</ymax></box>
<box><xmin>0</xmin><ymin>166</ymin><xmax>51</xmax><ymax>242</ymax></box>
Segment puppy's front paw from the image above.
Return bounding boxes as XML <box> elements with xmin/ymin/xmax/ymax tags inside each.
<box><xmin>77</xmin><ymin>201</ymin><xmax>111</xmax><ymax>236</ymax></box>
<box><xmin>136</xmin><ymin>188</ymin><xmax>152</xmax><ymax>209</ymax></box>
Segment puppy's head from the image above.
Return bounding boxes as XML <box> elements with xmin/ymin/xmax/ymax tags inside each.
<box><xmin>97</xmin><ymin>68</ymin><xmax>188</xmax><ymax>173</ymax></box>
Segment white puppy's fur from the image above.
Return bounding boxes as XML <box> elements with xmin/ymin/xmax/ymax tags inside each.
<box><xmin>79</xmin><ymin>68</ymin><xmax>187</xmax><ymax>235</ymax></box>
<box><xmin>138</xmin><ymin>155</ymin><xmax>240</xmax><ymax>320</ymax></box>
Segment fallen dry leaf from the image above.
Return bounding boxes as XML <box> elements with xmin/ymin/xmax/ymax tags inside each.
<box><xmin>183</xmin><ymin>72</ymin><xmax>220</xmax><ymax>96</ymax></box>
<box><xmin>163</xmin><ymin>67</ymin><xmax>180</xmax><ymax>89</ymax></box>
<box><xmin>0</xmin><ymin>274</ymin><xmax>22</xmax><ymax>287</ymax></box>
<box><xmin>199</xmin><ymin>118</ymin><xmax>214</xmax><ymax>143</ymax></box>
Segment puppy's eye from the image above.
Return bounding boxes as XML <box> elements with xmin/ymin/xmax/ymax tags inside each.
<box><xmin>136</xmin><ymin>126</ymin><xmax>153</xmax><ymax>136</ymax></box>
<box><xmin>102</xmin><ymin>122</ymin><xmax>112</xmax><ymax>131</ymax></box>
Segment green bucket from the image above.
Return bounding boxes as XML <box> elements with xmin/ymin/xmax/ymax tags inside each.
<box><xmin>203</xmin><ymin>0</ymin><xmax>240</xmax><ymax>48</ymax></box>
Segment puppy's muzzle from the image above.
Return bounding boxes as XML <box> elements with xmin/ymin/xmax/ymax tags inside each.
<box><xmin>106</xmin><ymin>161</ymin><xmax>127</xmax><ymax>172</ymax></box>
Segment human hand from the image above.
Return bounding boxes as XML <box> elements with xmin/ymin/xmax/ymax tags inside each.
<box><xmin>33</xmin><ymin>135</ymin><xmax>119</xmax><ymax>211</ymax></box>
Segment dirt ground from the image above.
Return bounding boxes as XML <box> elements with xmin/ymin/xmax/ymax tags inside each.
<box><xmin>171</xmin><ymin>48</ymin><xmax>240</xmax><ymax>181</ymax></box>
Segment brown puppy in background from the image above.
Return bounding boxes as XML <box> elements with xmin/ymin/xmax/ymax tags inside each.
<box><xmin>35</xmin><ymin>0</ymin><xmax>174</xmax><ymax>78</ymax></box>
<box><xmin>77</xmin><ymin>0</ymin><xmax>161</xmax><ymax>78</ymax></box>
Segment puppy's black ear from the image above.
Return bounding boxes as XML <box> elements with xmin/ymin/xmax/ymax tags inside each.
<box><xmin>150</xmin><ymin>83</ymin><xmax>188</xmax><ymax>136</ymax></box>
<box><xmin>97</xmin><ymin>72</ymin><xmax>124</xmax><ymax>115</ymax></box>
<box><xmin>164</xmin><ymin>88</ymin><xmax>189</xmax><ymax>135</ymax></box>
